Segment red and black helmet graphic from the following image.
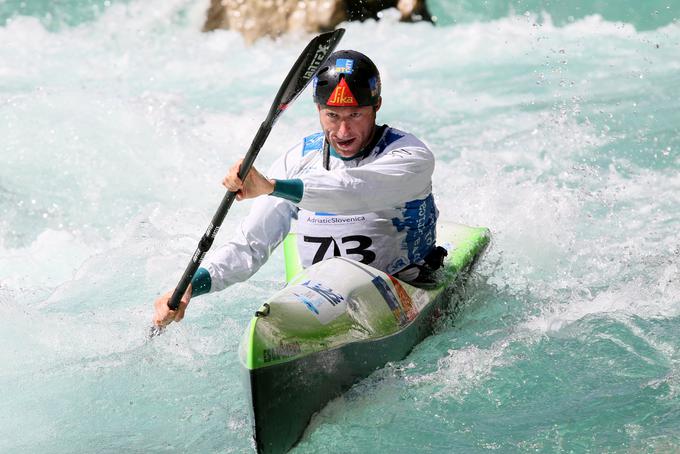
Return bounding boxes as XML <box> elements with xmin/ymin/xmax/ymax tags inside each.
<box><xmin>313</xmin><ymin>50</ymin><xmax>381</xmax><ymax>107</ymax></box>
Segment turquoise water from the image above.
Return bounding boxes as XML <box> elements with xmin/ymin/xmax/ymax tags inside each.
<box><xmin>1</xmin><ymin>0</ymin><xmax>679</xmax><ymax>452</ymax></box>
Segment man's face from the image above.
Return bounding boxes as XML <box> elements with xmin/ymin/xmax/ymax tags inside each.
<box><xmin>317</xmin><ymin>101</ymin><xmax>381</xmax><ymax>158</ymax></box>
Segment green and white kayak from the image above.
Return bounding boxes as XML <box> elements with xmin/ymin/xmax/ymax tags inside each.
<box><xmin>239</xmin><ymin>222</ymin><xmax>491</xmax><ymax>453</ymax></box>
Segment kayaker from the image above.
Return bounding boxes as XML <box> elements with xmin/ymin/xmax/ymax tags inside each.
<box><xmin>153</xmin><ymin>50</ymin><xmax>444</xmax><ymax>327</ymax></box>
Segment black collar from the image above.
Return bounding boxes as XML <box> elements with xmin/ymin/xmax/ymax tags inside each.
<box><xmin>339</xmin><ymin>124</ymin><xmax>388</xmax><ymax>161</ymax></box>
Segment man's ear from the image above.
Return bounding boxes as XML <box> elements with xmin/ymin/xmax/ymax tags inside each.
<box><xmin>374</xmin><ymin>97</ymin><xmax>382</xmax><ymax>112</ymax></box>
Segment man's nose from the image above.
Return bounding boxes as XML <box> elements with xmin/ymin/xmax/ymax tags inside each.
<box><xmin>337</xmin><ymin>120</ymin><xmax>351</xmax><ymax>137</ymax></box>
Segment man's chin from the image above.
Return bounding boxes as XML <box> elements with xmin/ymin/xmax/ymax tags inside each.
<box><xmin>335</xmin><ymin>147</ymin><xmax>360</xmax><ymax>158</ymax></box>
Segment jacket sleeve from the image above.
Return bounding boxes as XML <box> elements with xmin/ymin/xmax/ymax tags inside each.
<box><xmin>297</xmin><ymin>145</ymin><xmax>434</xmax><ymax>214</ymax></box>
<box><xmin>197</xmin><ymin>148</ymin><xmax>299</xmax><ymax>293</ymax></box>
<box><xmin>199</xmin><ymin>196</ymin><xmax>295</xmax><ymax>292</ymax></box>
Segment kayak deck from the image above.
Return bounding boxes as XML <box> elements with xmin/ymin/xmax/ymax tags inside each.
<box><xmin>239</xmin><ymin>223</ymin><xmax>490</xmax><ymax>453</ymax></box>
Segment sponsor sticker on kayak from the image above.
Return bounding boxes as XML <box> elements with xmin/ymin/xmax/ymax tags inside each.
<box><xmin>388</xmin><ymin>275</ymin><xmax>417</xmax><ymax>322</ymax></box>
<box><xmin>371</xmin><ymin>276</ymin><xmax>407</xmax><ymax>325</ymax></box>
<box><xmin>293</xmin><ymin>280</ymin><xmax>346</xmax><ymax>324</ymax></box>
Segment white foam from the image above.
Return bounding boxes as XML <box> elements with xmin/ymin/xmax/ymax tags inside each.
<box><xmin>407</xmin><ymin>331</ymin><xmax>539</xmax><ymax>401</ymax></box>
<box><xmin>0</xmin><ymin>229</ymin><xmax>93</xmax><ymax>287</ymax></box>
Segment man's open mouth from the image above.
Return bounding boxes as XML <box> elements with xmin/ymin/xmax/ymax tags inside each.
<box><xmin>335</xmin><ymin>138</ymin><xmax>355</xmax><ymax>147</ymax></box>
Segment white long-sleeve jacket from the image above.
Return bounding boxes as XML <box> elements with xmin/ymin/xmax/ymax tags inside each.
<box><xmin>194</xmin><ymin>125</ymin><xmax>438</xmax><ymax>295</ymax></box>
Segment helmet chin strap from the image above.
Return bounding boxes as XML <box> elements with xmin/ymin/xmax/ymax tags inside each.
<box><xmin>322</xmin><ymin>135</ymin><xmax>330</xmax><ymax>170</ymax></box>
<box><xmin>354</xmin><ymin>124</ymin><xmax>379</xmax><ymax>160</ymax></box>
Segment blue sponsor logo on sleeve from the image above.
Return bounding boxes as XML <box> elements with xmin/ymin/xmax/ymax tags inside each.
<box><xmin>302</xmin><ymin>132</ymin><xmax>324</xmax><ymax>156</ymax></box>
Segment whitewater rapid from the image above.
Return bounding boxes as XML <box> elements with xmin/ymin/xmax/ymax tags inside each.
<box><xmin>1</xmin><ymin>1</ymin><xmax>679</xmax><ymax>451</ymax></box>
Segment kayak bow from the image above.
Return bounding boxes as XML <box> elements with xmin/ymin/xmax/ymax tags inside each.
<box><xmin>240</xmin><ymin>222</ymin><xmax>490</xmax><ymax>453</ymax></box>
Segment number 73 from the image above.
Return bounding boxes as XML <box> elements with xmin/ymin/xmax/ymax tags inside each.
<box><xmin>303</xmin><ymin>235</ymin><xmax>376</xmax><ymax>265</ymax></box>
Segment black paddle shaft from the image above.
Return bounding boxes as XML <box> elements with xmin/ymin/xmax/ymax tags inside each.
<box><xmin>167</xmin><ymin>29</ymin><xmax>345</xmax><ymax>311</ymax></box>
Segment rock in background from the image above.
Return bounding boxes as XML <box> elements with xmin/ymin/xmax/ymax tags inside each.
<box><xmin>203</xmin><ymin>0</ymin><xmax>431</xmax><ymax>43</ymax></box>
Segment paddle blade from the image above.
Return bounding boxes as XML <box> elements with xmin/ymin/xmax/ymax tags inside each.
<box><xmin>268</xmin><ymin>28</ymin><xmax>345</xmax><ymax>123</ymax></box>
<box><xmin>148</xmin><ymin>324</ymin><xmax>165</xmax><ymax>339</ymax></box>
